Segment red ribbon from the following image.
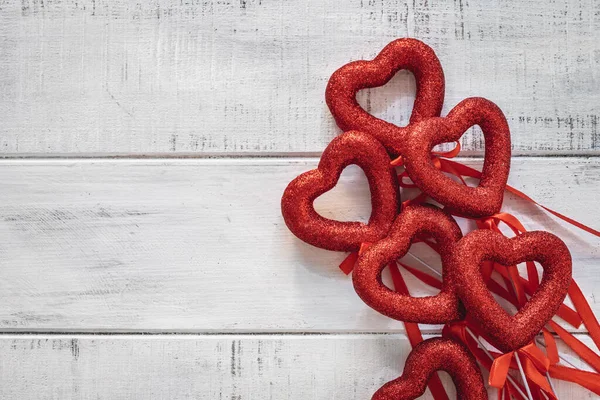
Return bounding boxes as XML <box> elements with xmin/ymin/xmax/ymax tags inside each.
<box><xmin>488</xmin><ymin>343</ymin><xmax>554</xmax><ymax>397</ymax></box>
<box><xmin>433</xmin><ymin>156</ymin><xmax>600</xmax><ymax>396</ymax></box>
<box><xmin>338</xmin><ymin>247</ymin><xmax>450</xmax><ymax>399</ymax></box>
<box><xmin>548</xmin><ymin>320</ymin><xmax>600</xmax><ymax>372</ymax></box>
<box><xmin>567</xmin><ymin>280</ymin><xmax>600</xmax><ymax>351</ymax></box>
<box><xmin>388</xmin><ymin>261</ymin><xmax>450</xmax><ymax>400</ymax></box>
<box><xmin>436</xmin><ymin>157</ymin><xmax>600</xmax><ymax>237</ymax></box>
<box><xmin>338</xmin><ymin>152</ymin><xmax>600</xmax><ymax>397</ymax></box>
<box><xmin>443</xmin><ymin>321</ymin><xmax>530</xmax><ymax>398</ymax></box>
<box><xmin>549</xmin><ymin>364</ymin><xmax>600</xmax><ymax>395</ymax></box>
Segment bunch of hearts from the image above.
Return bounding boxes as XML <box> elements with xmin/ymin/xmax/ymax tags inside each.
<box><xmin>281</xmin><ymin>39</ymin><xmax>600</xmax><ymax>399</ymax></box>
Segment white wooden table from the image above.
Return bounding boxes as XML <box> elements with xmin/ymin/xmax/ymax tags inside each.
<box><xmin>0</xmin><ymin>0</ymin><xmax>599</xmax><ymax>398</ymax></box>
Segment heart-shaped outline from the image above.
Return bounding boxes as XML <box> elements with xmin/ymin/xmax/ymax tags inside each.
<box><xmin>352</xmin><ymin>204</ymin><xmax>463</xmax><ymax>324</ymax></box>
<box><xmin>372</xmin><ymin>337</ymin><xmax>487</xmax><ymax>400</ymax></box>
<box><xmin>402</xmin><ymin>97</ymin><xmax>511</xmax><ymax>218</ymax></box>
<box><xmin>325</xmin><ymin>38</ymin><xmax>445</xmax><ymax>156</ymax></box>
<box><xmin>450</xmin><ymin>230</ymin><xmax>572</xmax><ymax>352</ymax></box>
<box><xmin>281</xmin><ymin>131</ymin><xmax>400</xmax><ymax>252</ymax></box>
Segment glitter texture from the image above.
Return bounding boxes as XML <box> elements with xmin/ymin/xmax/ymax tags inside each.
<box><xmin>450</xmin><ymin>230</ymin><xmax>572</xmax><ymax>352</ymax></box>
<box><xmin>402</xmin><ymin>97</ymin><xmax>511</xmax><ymax>218</ymax></box>
<box><xmin>372</xmin><ymin>337</ymin><xmax>487</xmax><ymax>400</ymax></box>
<box><xmin>325</xmin><ymin>38</ymin><xmax>445</xmax><ymax>157</ymax></box>
<box><xmin>280</xmin><ymin>38</ymin><xmax>582</xmax><ymax>395</ymax></box>
<box><xmin>353</xmin><ymin>205</ymin><xmax>464</xmax><ymax>324</ymax></box>
<box><xmin>281</xmin><ymin>130</ymin><xmax>400</xmax><ymax>252</ymax></box>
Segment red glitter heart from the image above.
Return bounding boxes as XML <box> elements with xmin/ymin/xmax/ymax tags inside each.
<box><xmin>281</xmin><ymin>131</ymin><xmax>400</xmax><ymax>252</ymax></box>
<box><xmin>325</xmin><ymin>38</ymin><xmax>445</xmax><ymax>157</ymax></box>
<box><xmin>450</xmin><ymin>230</ymin><xmax>572</xmax><ymax>352</ymax></box>
<box><xmin>353</xmin><ymin>205</ymin><xmax>463</xmax><ymax>324</ymax></box>
<box><xmin>402</xmin><ymin>97</ymin><xmax>511</xmax><ymax>218</ymax></box>
<box><xmin>372</xmin><ymin>337</ymin><xmax>487</xmax><ymax>400</ymax></box>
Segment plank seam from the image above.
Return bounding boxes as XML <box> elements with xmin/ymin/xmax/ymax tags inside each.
<box><xmin>0</xmin><ymin>152</ymin><xmax>599</xmax><ymax>160</ymax></box>
<box><xmin>0</xmin><ymin>331</ymin><xmax>591</xmax><ymax>337</ymax></box>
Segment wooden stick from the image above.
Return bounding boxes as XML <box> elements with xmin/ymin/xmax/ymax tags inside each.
<box><xmin>405</xmin><ymin>252</ymin><xmax>442</xmax><ymax>277</ymax></box>
<box><xmin>535</xmin><ymin>337</ymin><xmax>578</xmax><ymax>369</ymax></box>
<box><xmin>514</xmin><ymin>352</ymin><xmax>534</xmax><ymax>400</ymax></box>
<box><xmin>464</xmin><ymin>325</ymin><xmax>529</xmax><ymax>400</ymax></box>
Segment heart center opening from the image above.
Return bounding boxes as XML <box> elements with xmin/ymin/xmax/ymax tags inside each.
<box><xmin>434</xmin><ymin>124</ymin><xmax>485</xmax><ymax>188</ymax></box>
<box><xmin>436</xmin><ymin>371</ymin><xmax>458</xmax><ymax>398</ymax></box>
<box><xmin>381</xmin><ymin>242</ymin><xmax>442</xmax><ymax>297</ymax></box>
<box><xmin>483</xmin><ymin>260</ymin><xmax>563</xmax><ymax>318</ymax></box>
<box><xmin>356</xmin><ymin>70</ymin><xmax>416</xmax><ymax>127</ymax></box>
<box><xmin>313</xmin><ymin>165</ymin><xmax>372</xmax><ymax>223</ymax></box>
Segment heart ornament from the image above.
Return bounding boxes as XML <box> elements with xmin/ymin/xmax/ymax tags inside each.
<box><xmin>372</xmin><ymin>337</ymin><xmax>487</xmax><ymax>400</ymax></box>
<box><xmin>352</xmin><ymin>204</ymin><xmax>464</xmax><ymax>324</ymax></box>
<box><xmin>281</xmin><ymin>131</ymin><xmax>400</xmax><ymax>252</ymax></box>
<box><xmin>401</xmin><ymin>97</ymin><xmax>511</xmax><ymax>218</ymax></box>
<box><xmin>325</xmin><ymin>38</ymin><xmax>445</xmax><ymax>157</ymax></box>
<box><xmin>450</xmin><ymin>230</ymin><xmax>572</xmax><ymax>352</ymax></box>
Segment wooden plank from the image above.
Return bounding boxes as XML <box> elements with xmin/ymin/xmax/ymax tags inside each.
<box><xmin>0</xmin><ymin>157</ymin><xmax>597</xmax><ymax>332</ymax></box>
<box><xmin>0</xmin><ymin>333</ymin><xmax>596</xmax><ymax>399</ymax></box>
<box><xmin>0</xmin><ymin>0</ymin><xmax>599</xmax><ymax>155</ymax></box>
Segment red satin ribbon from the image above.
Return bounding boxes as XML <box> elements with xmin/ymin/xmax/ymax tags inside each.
<box><xmin>488</xmin><ymin>343</ymin><xmax>554</xmax><ymax>397</ymax></box>
<box><xmin>398</xmin><ymin>261</ymin><xmax>443</xmax><ymax>290</ymax></box>
<box><xmin>476</xmin><ymin>213</ymin><xmax>582</xmax><ymax>327</ymax></box>
<box><xmin>548</xmin><ymin>320</ymin><xmax>600</xmax><ymax>372</ymax></box>
<box><xmin>338</xmin><ymin>152</ymin><xmax>600</xmax><ymax>397</ymax></box>
<box><xmin>436</xmin><ymin>158</ymin><xmax>600</xmax><ymax>237</ymax></box>
<box><xmin>542</xmin><ymin>328</ymin><xmax>560</xmax><ymax>365</ymax></box>
<box><xmin>443</xmin><ymin>321</ymin><xmax>529</xmax><ymax>398</ymax></box>
<box><xmin>389</xmin><ymin>262</ymin><xmax>450</xmax><ymax>400</ymax></box>
<box><xmin>446</xmin><ymin>320</ymin><xmax>561</xmax><ymax>400</ymax></box>
<box><xmin>339</xmin><ymin>242</ymin><xmax>371</xmax><ymax>275</ymax></box>
<box><xmin>549</xmin><ymin>364</ymin><xmax>600</xmax><ymax>394</ymax></box>
<box><xmin>339</xmin><ymin>252</ymin><xmax>358</xmax><ymax>275</ymax></box>
<box><xmin>434</xmin><ymin>156</ymin><xmax>600</xmax><ymax>396</ymax></box>
<box><xmin>338</xmin><ymin>248</ymin><xmax>450</xmax><ymax>399</ymax></box>
<box><xmin>567</xmin><ymin>280</ymin><xmax>600</xmax><ymax>351</ymax></box>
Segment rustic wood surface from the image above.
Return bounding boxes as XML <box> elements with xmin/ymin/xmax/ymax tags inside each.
<box><xmin>0</xmin><ymin>0</ymin><xmax>599</xmax><ymax>398</ymax></box>
<box><xmin>0</xmin><ymin>334</ymin><xmax>596</xmax><ymax>400</ymax></box>
<box><xmin>0</xmin><ymin>0</ymin><xmax>599</xmax><ymax>155</ymax></box>
<box><xmin>0</xmin><ymin>157</ymin><xmax>598</xmax><ymax>333</ymax></box>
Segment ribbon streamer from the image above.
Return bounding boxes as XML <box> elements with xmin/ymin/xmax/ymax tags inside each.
<box><xmin>338</xmin><ymin>150</ymin><xmax>600</xmax><ymax>397</ymax></box>
<box><xmin>435</xmin><ymin>158</ymin><xmax>600</xmax><ymax>237</ymax></box>
<box><xmin>388</xmin><ymin>262</ymin><xmax>450</xmax><ymax>400</ymax></box>
<box><xmin>339</xmin><ymin>247</ymin><xmax>450</xmax><ymax>399</ymax></box>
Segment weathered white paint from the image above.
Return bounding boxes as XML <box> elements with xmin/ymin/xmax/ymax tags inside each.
<box><xmin>0</xmin><ymin>157</ymin><xmax>597</xmax><ymax>332</ymax></box>
<box><xmin>0</xmin><ymin>333</ymin><xmax>596</xmax><ymax>399</ymax></box>
<box><xmin>1</xmin><ymin>1</ymin><xmax>599</xmax><ymax>398</ymax></box>
<box><xmin>0</xmin><ymin>0</ymin><xmax>599</xmax><ymax>155</ymax></box>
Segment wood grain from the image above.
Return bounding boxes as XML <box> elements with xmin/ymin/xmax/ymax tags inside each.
<box><xmin>0</xmin><ymin>0</ymin><xmax>599</xmax><ymax>155</ymax></box>
<box><xmin>1</xmin><ymin>1</ymin><xmax>599</xmax><ymax>398</ymax></box>
<box><xmin>0</xmin><ymin>157</ymin><xmax>597</xmax><ymax>332</ymax></box>
<box><xmin>0</xmin><ymin>333</ymin><xmax>596</xmax><ymax>399</ymax></box>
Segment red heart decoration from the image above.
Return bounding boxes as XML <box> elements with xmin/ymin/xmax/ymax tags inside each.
<box><xmin>281</xmin><ymin>131</ymin><xmax>400</xmax><ymax>252</ymax></box>
<box><xmin>450</xmin><ymin>230</ymin><xmax>572</xmax><ymax>352</ymax></box>
<box><xmin>372</xmin><ymin>337</ymin><xmax>487</xmax><ymax>400</ymax></box>
<box><xmin>325</xmin><ymin>38</ymin><xmax>445</xmax><ymax>157</ymax></box>
<box><xmin>353</xmin><ymin>204</ymin><xmax>463</xmax><ymax>324</ymax></box>
<box><xmin>401</xmin><ymin>97</ymin><xmax>511</xmax><ymax>218</ymax></box>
